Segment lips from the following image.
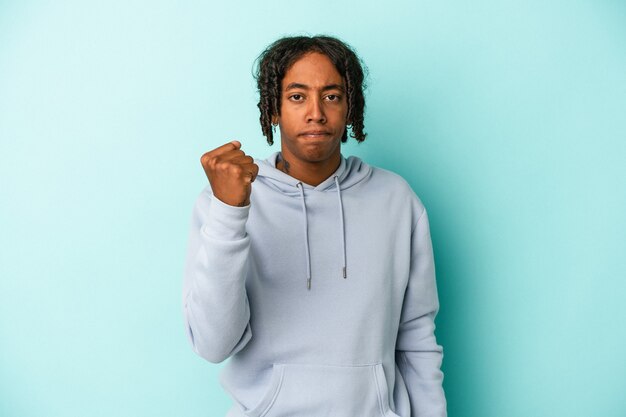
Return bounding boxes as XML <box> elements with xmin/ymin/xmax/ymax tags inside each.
<box><xmin>299</xmin><ymin>130</ymin><xmax>331</xmax><ymax>136</ymax></box>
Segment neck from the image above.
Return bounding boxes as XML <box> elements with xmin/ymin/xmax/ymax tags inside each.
<box><xmin>276</xmin><ymin>152</ymin><xmax>341</xmax><ymax>186</ymax></box>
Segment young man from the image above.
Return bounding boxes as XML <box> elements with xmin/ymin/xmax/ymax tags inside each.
<box><xmin>183</xmin><ymin>35</ymin><xmax>447</xmax><ymax>417</ymax></box>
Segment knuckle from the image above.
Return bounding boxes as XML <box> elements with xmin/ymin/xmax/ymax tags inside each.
<box><xmin>218</xmin><ymin>161</ymin><xmax>231</xmax><ymax>172</ymax></box>
<box><xmin>229</xmin><ymin>164</ymin><xmax>243</xmax><ymax>175</ymax></box>
<box><xmin>208</xmin><ymin>156</ymin><xmax>220</xmax><ymax>170</ymax></box>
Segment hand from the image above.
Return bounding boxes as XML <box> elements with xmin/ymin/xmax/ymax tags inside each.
<box><xmin>200</xmin><ymin>141</ymin><xmax>259</xmax><ymax>207</ymax></box>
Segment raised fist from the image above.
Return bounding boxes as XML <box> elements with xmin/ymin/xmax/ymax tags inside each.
<box><xmin>200</xmin><ymin>141</ymin><xmax>259</xmax><ymax>207</ymax></box>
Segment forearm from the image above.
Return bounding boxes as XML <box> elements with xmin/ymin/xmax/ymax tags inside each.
<box><xmin>182</xmin><ymin>190</ymin><xmax>253</xmax><ymax>363</ymax></box>
<box><xmin>396</xmin><ymin>314</ymin><xmax>446</xmax><ymax>417</ymax></box>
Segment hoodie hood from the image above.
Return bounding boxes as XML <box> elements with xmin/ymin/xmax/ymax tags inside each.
<box><xmin>256</xmin><ymin>152</ymin><xmax>372</xmax><ymax>194</ymax></box>
<box><xmin>254</xmin><ymin>152</ymin><xmax>372</xmax><ymax>290</ymax></box>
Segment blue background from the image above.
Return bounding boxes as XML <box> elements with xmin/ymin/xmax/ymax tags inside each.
<box><xmin>1</xmin><ymin>1</ymin><xmax>625</xmax><ymax>416</ymax></box>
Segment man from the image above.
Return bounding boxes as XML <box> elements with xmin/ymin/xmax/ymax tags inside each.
<box><xmin>183</xmin><ymin>35</ymin><xmax>447</xmax><ymax>417</ymax></box>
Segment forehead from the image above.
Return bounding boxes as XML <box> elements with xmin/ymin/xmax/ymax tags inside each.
<box><xmin>282</xmin><ymin>52</ymin><xmax>343</xmax><ymax>87</ymax></box>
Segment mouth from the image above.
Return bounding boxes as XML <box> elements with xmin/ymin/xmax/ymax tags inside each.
<box><xmin>299</xmin><ymin>130</ymin><xmax>331</xmax><ymax>138</ymax></box>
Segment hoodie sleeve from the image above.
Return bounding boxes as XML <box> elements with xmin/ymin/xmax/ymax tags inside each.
<box><xmin>182</xmin><ymin>186</ymin><xmax>253</xmax><ymax>363</ymax></box>
<box><xmin>395</xmin><ymin>207</ymin><xmax>447</xmax><ymax>417</ymax></box>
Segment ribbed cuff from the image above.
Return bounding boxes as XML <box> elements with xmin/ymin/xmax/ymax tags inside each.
<box><xmin>201</xmin><ymin>195</ymin><xmax>250</xmax><ymax>241</ymax></box>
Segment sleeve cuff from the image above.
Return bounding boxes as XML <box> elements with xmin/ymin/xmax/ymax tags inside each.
<box><xmin>201</xmin><ymin>195</ymin><xmax>250</xmax><ymax>241</ymax></box>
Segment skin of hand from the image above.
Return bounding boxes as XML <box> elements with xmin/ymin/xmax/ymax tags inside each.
<box><xmin>200</xmin><ymin>140</ymin><xmax>259</xmax><ymax>207</ymax></box>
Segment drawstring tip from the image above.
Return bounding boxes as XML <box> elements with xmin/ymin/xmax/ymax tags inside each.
<box><xmin>343</xmin><ymin>267</ymin><xmax>347</xmax><ymax>279</ymax></box>
<box><xmin>307</xmin><ymin>278</ymin><xmax>311</xmax><ymax>290</ymax></box>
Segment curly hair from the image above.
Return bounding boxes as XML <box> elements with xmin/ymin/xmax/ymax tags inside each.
<box><xmin>254</xmin><ymin>35</ymin><xmax>368</xmax><ymax>145</ymax></box>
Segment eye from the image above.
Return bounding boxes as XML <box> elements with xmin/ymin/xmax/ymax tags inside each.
<box><xmin>325</xmin><ymin>94</ymin><xmax>341</xmax><ymax>102</ymax></box>
<box><xmin>289</xmin><ymin>94</ymin><xmax>304</xmax><ymax>101</ymax></box>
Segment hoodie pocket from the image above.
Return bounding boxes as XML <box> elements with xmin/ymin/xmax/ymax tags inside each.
<box><xmin>245</xmin><ymin>362</ymin><xmax>402</xmax><ymax>417</ymax></box>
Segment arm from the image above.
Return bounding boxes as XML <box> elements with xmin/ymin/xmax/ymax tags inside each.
<box><xmin>395</xmin><ymin>207</ymin><xmax>447</xmax><ymax>417</ymax></box>
<box><xmin>182</xmin><ymin>186</ymin><xmax>253</xmax><ymax>363</ymax></box>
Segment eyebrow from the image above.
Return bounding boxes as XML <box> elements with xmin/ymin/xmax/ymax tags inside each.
<box><xmin>285</xmin><ymin>82</ymin><xmax>345</xmax><ymax>92</ymax></box>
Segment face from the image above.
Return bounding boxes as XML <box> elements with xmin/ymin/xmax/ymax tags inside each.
<box><xmin>275</xmin><ymin>52</ymin><xmax>348</xmax><ymax>166</ymax></box>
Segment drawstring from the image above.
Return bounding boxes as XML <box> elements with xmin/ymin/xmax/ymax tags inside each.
<box><xmin>296</xmin><ymin>183</ymin><xmax>312</xmax><ymax>290</ymax></box>
<box><xmin>296</xmin><ymin>178</ymin><xmax>347</xmax><ymax>290</ymax></box>
<box><xmin>334</xmin><ymin>176</ymin><xmax>347</xmax><ymax>279</ymax></box>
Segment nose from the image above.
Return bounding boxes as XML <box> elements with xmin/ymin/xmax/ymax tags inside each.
<box><xmin>306</xmin><ymin>96</ymin><xmax>326</xmax><ymax>123</ymax></box>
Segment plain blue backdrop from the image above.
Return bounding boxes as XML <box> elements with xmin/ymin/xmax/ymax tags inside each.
<box><xmin>1</xmin><ymin>1</ymin><xmax>625</xmax><ymax>416</ymax></box>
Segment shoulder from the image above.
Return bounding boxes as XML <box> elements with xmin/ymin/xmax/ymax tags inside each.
<box><xmin>369</xmin><ymin>164</ymin><xmax>412</xmax><ymax>190</ymax></box>
<box><xmin>362</xmin><ymin>162</ymin><xmax>427</xmax><ymax>218</ymax></box>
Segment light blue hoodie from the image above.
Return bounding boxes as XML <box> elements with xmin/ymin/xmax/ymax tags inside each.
<box><xmin>183</xmin><ymin>152</ymin><xmax>446</xmax><ymax>417</ymax></box>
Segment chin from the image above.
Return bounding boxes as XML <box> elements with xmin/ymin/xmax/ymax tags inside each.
<box><xmin>301</xmin><ymin>148</ymin><xmax>337</xmax><ymax>163</ymax></box>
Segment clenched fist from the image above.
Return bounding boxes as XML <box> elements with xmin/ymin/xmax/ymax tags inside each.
<box><xmin>200</xmin><ymin>141</ymin><xmax>259</xmax><ymax>207</ymax></box>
